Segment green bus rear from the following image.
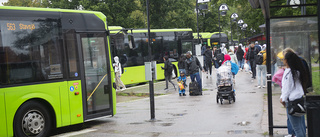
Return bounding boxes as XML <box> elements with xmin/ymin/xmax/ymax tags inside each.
<box><xmin>0</xmin><ymin>6</ymin><xmax>116</xmax><ymax>137</ymax></box>
<box><xmin>193</xmin><ymin>32</ymin><xmax>228</xmax><ymax>47</ymax></box>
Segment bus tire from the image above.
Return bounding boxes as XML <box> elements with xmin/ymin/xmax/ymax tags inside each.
<box><xmin>13</xmin><ymin>100</ymin><xmax>52</xmax><ymax>137</ymax></box>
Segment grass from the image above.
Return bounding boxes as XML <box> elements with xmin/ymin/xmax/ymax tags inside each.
<box><xmin>312</xmin><ymin>66</ymin><xmax>320</xmax><ymax>95</ymax></box>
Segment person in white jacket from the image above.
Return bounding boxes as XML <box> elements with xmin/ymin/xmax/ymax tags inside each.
<box><xmin>228</xmin><ymin>49</ymin><xmax>238</xmax><ymax>65</ymax></box>
<box><xmin>280</xmin><ymin>52</ymin><xmax>308</xmax><ymax>137</ymax></box>
<box><xmin>113</xmin><ymin>56</ymin><xmax>126</xmax><ymax>91</ymax></box>
<box><xmin>221</xmin><ymin>43</ymin><xmax>228</xmax><ymax>54</ymax></box>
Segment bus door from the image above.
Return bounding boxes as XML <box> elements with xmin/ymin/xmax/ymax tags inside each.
<box><xmin>77</xmin><ymin>32</ymin><xmax>113</xmax><ymax>120</ymax></box>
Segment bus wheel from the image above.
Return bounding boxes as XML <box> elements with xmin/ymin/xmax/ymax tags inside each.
<box><xmin>14</xmin><ymin>101</ymin><xmax>52</xmax><ymax>137</ymax></box>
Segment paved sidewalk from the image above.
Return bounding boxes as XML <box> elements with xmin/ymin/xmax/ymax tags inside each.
<box><xmin>115</xmin><ymin>69</ymin><xmax>290</xmax><ymax>136</ymax></box>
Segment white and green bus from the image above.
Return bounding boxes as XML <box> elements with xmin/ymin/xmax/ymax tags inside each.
<box><xmin>193</xmin><ymin>32</ymin><xmax>228</xmax><ymax>48</ymax></box>
<box><xmin>110</xmin><ymin>28</ymin><xmax>193</xmax><ymax>85</ymax></box>
<box><xmin>0</xmin><ymin>6</ymin><xmax>116</xmax><ymax>137</ymax></box>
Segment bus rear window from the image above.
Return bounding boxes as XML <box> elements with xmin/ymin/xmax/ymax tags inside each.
<box><xmin>0</xmin><ymin>19</ymin><xmax>63</xmax><ymax>85</ymax></box>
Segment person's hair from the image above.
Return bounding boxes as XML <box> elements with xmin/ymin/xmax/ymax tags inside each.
<box><xmin>283</xmin><ymin>48</ymin><xmax>295</xmax><ymax>56</ymax></box>
<box><xmin>285</xmin><ymin>52</ymin><xmax>308</xmax><ymax>93</ymax></box>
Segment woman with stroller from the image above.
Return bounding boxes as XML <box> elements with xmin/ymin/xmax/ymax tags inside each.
<box><xmin>222</xmin><ymin>54</ymin><xmax>239</xmax><ymax>76</ymax></box>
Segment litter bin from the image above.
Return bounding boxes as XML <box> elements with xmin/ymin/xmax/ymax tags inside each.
<box><xmin>306</xmin><ymin>95</ymin><xmax>320</xmax><ymax>137</ymax></box>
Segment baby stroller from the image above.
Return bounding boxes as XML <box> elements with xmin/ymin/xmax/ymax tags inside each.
<box><xmin>216</xmin><ymin>64</ymin><xmax>235</xmax><ymax>104</ymax></box>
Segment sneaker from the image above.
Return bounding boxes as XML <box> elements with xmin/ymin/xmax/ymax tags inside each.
<box><xmin>164</xmin><ymin>88</ymin><xmax>168</xmax><ymax>90</ymax></box>
<box><xmin>284</xmin><ymin>134</ymin><xmax>294</xmax><ymax>137</ymax></box>
<box><xmin>257</xmin><ymin>86</ymin><xmax>261</xmax><ymax>89</ymax></box>
<box><xmin>121</xmin><ymin>87</ymin><xmax>126</xmax><ymax>91</ymax></box>
<box><xmin>183</xmin><ymin>93</ymin><xmax>186</xmax><ymax>96</ymax></box>
<box><xmin>179</xmin><ymin>93</ymin><xmax>182</xmax><ymax>96</ymax></box>
<box><xmin>262</xmin><ymin>86</ymin><xmax>266</xmax><ymax>88</ymax></box>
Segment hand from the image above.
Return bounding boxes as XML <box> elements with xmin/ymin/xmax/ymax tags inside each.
<box><xmin>280</xmin><ymin>99</ymin><xmax>285</xmax><ymax>107</ymax></box>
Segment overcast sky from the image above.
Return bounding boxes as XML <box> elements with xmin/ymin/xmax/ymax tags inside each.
<box><xmin>0</xmin><ymin>0</ymin><xmax>8</xmax><ymax>6</ymax></box>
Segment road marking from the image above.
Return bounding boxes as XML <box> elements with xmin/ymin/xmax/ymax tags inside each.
<box><xmin>56</xmin><ymin>129</ymin><xmax>97</xmax><ymax>137</ymax></box>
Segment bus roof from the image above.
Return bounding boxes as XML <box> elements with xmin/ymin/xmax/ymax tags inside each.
<box><xmin>193</xmin><ymin>32</ymin><xmax>221</xmax><ymax>39</ymax></box>
<box><xmin>0</xmin><ymin>6</ymin><xmax>106</xmax><ymax>22</ymax></box>
<box><xmin>129</xmin><ymin>28</ymin><xmax>192</xmax><ymax>33</ymax></box>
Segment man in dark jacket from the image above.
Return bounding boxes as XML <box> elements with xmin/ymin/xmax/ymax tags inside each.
<box><xmin>204</xmin><ymin>46</ymin><xmax>213</xmax><ymax>75</ymax></box>
<box><xmin>246</xmin><ymin>43</ymin><xmax>259</xmax><ymax>79</ymax></box>
<box><xmin>162</xmin><ymin>56</ymin><xmax>176</xmax><ymax>90</ymax></box>
<box><xmin>186</xmin><ymin>52</ymin><xmax>203</xmax><ymax>91</ymax></box>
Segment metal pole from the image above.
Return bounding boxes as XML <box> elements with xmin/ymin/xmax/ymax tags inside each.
<box><xmin>146</xmin><ymin>0</ymin><xmax>155</xmax><ymax>121</ymax></box>
<box><xmin>230</xmin><ymin>18</ymin><xmax>233</xmax><ymax>46</ymax></box>
<box><xmin>196</xmin><ymin>0</ymin><xmax>200</xmax><ymax>44</ymax></box>
<box><xmin>219</xmin><ymin>11</ymin><xmax>221</xmax><ymax>46</ymax></box>
<box><xmin>266</xmin><ymin>17</ymin><xmax>274</xmax><ymax>136</ymax></box>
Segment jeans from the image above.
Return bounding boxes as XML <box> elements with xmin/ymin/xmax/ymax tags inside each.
<box><xmin>256</xmin><ymin>65</ymin><xmax>266</xmax><ymax>86</ymax></box>
<box><xmin>214</xmin><ymin>60</ymin><xmax>219</xmax><ymax>68</ymax></box>
<box><xmin>238</xmin><ymin>59</ymin><xmax>244</xmax><ymax>69</ymax></box>
<box><xmin>249</xmin><ymin>60</ymin><xmax>256</xmax><ymax>78</ymax></box>
<box><xmin>190</xmin><ymin>72</ymin><xmax>202</xmax><ymax>91</ymax></box>
<box><xmin>286</xmin><ymin>102</ymin><xmax>306</xmax><ymax>137</ymax></box>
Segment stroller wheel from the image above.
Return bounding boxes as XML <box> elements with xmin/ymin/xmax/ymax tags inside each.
<box><xmin>220</xmin><ymin>98</ymin><xmax>223</xmax><ymax>104</ymax></box>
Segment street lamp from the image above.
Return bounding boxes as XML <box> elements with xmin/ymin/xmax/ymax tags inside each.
<box><xmin>237</xmin><ymin>19</ymin><xmax>244</xmax><ymax>43</ymax></box>
<box><xmin>219</xmin><ymin>4</ymin><xmax>228</xmax><ymax>46</ymax></box>
<box><xmin>242</xmin><ymin>23</ymin><xmax>248</xmax><ymax>44</ymax></box>
<box><xmin>230</xmin><ymin>13</ymin><xmax>238</xmax><ymax>46</ymax></box>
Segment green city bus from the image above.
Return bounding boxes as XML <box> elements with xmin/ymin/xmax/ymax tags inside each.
<box><xmin>109</xmin><ymin>28</ymin><xmax>193</xmax><ymax>85</ymax></box>
<box><xmin>193</xmin><ymin>32</ymin><xmax>228</xmax><ymax>47</ymax></box>
<box><xmin>0</xmin><ymin>6</ymin><xmax>116</xmax><ymax>137</ymax></box>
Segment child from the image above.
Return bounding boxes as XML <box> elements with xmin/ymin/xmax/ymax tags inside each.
<box><xmin>177</xmin><ymin>71</ymin><xmax>187</xmax><ymax>96</ymax></box>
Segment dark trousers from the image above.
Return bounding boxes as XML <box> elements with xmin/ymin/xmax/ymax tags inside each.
<box><xmin>249</xmin><ymin>60</ymin><xmax>256</xmax><ymax>78</ymax></box>
<box><xmin>205</xmin><ymin>62</ymin><xmax>212</xmax><ymax>75</ymax></box>
<box><xmin>165</xmin><ymin>75</ymin><xmax>175</xmax><ymax>89</ymax></box>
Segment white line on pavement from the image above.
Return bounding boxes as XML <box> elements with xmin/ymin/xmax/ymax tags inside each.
<box><xmin>55</xmin><ymin>129</ymin><xmax>97</xmax><ymax>137</ymax></box>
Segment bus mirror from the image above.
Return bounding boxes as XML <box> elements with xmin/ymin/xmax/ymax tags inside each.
<box><xmin>128</xmin><ymin>35</ymin><xmax>135</xmax><ymax>49</ymax></box>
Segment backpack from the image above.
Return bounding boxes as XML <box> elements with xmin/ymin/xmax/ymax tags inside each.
<box><xmin>166</xmin><ymin>61</ymin><xmax>173</xmax><ymax>73</ymax></box>
<box><xmin>217</xmin><ymin>53</ymin><xmax>224</xmax><ymax>63</ymax></box>
<box><xmin>113</xmin><ymin>63</ymin><xmax>124</xmax><ymax>74</ymax></box>
<box><xmin>256</xmin><ymin>52</ymin><xmax>264</xmax><ymax>65</ymax></box>
<box><xmin>120</xmin><ymin>63</ymin><xmax>124</xmax><ymax>74</ymax></box>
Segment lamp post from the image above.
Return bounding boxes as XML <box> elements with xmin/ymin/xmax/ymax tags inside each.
<box><xmin>237</xmin><ymin>19</ymin><xmax>244</xmax><ymax>44</ymax></box>
<box><xmin>242</xmin><ymin>23</ymin><xmax>248</xmax><ymax>44</ymax></box>
<box><xmin>219</xmin><ymin>4</ymin><xmax>228</xmax><ymax>46</ymax></box>
<box><xmin>230</xmin><ymin>13</ymin><xmax>238</xmax><ymax>46</ymax></box>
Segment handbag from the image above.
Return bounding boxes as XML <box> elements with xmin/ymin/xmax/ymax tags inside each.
<box><xmin>287</xmin><ymin>97</ymin><xmax>306</xmax><ymax>117</ymax></box>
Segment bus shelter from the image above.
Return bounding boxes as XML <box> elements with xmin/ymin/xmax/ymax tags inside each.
<box><xmin>250</xmin><ymin>0</ymin><xmax>320</xmax><ymax>136</ymax></box>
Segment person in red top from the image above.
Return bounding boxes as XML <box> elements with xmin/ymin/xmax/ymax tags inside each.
<box><xmin>243</xmin><ymin>46</ymin><xmax>251</xmax><ymax>72</ymax></box>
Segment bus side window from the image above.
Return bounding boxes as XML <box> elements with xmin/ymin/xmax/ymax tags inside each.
<box><xmin>65</xmin><ymin>30</ymin><xmax>79</xmax><ymax>79</ymax></box>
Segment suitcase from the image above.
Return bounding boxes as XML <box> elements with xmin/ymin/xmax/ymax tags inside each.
<box><xmin>189</xmin><ymin>81</ymin><xmax>202</xmax><ymax>96</ymax></box>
